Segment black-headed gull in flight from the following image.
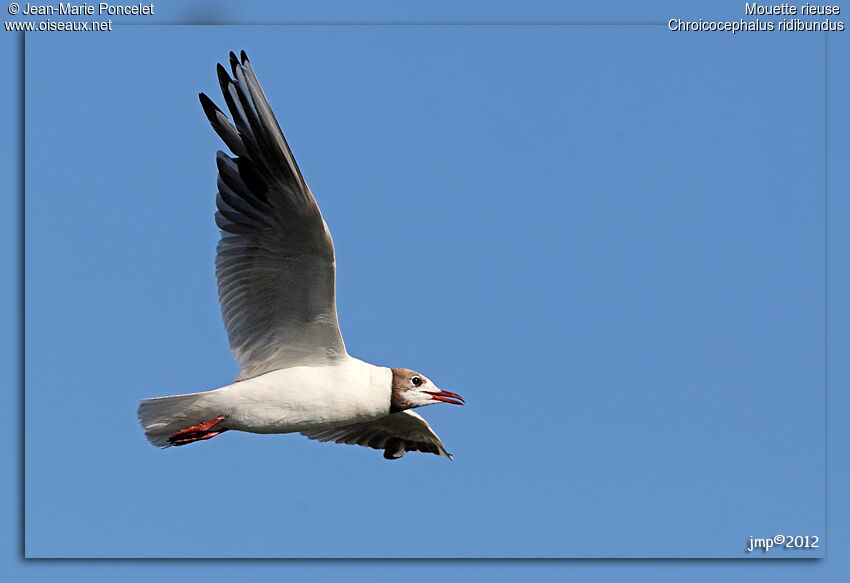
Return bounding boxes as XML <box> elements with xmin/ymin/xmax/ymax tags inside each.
<box><xmin>138</xmin><ymin>52</ymin><xmax>464</xmax><ymax>460</ymax></box>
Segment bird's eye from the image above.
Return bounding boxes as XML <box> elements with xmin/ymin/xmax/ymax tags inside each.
<box><xmin>411</xmin><ymin>376</ymin><xmax>422</xmax><ymax>387</ymax></box>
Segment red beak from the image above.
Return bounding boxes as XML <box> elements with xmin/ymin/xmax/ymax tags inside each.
<box><xmin>424</xmin><ymin>390</ymin><xmax>465</xmax><ymax>406</ymax></box>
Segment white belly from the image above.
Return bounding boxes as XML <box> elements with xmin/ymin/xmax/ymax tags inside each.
<box><xmin>211</xmin><ymin>357</ymin><xmax>392</xmax><ymax>434</ymax></box>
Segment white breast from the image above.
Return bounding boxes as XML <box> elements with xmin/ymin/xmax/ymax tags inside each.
<box><xmin>212</xmin><ymin>357</ymin><xmax>392</xmax><ymax>434</ymax></box>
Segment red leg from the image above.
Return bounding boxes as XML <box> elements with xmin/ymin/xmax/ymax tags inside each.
<box><xmin>168</xmin><ymin>415</ymin><xmax>228</xmax><ymax>446</ymax></box>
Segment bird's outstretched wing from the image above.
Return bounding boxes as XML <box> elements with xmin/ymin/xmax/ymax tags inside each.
<box><xmin>200</xmin><ymin>51</ymin><xmax>346</xmax><ymax>380</ymax></box>
<box><xmin>301</xmin><ymin>410</ymin><xmax>453</xmax><ymax>460</ymax></box>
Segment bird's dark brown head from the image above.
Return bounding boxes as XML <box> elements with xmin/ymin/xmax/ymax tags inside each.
<box><xmin>390</xmin><ymin>368</ymin><xmax>464</xmax><ymax>413</ymax></box>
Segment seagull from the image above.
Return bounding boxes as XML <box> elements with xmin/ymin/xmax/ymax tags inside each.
<box><xmin>137</xmin><ymin>51</ymin><xmax>464</xmax><ymax>460</ymax></box>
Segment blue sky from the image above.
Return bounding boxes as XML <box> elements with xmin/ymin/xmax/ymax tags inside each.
<box><xmin>3</xmin><ymin>0</ymin><xmax>850</xmax><ymax>580</ymax></box>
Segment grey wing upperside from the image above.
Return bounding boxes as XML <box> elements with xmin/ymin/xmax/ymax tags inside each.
<box><xmin>200</xmin><ymin>52</ymin><xmax>347</xmax><ymax>380</ymax></box>
<box><xmin>301</xmin><ymin>410</ymin><xmax>454</xmax><ymax>460</ymax></box>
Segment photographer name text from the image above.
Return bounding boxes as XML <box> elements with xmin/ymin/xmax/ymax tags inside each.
<box><xmin>18</xmin><ymin>2</ymin><xmax>153</xmax><ymax>16</ymax></box>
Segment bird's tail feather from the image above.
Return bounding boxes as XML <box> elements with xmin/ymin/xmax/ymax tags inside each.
<box><xmin>137</xmin><ymin>391</ymin><xmax>222</xmax><ymax>448</ymax></box>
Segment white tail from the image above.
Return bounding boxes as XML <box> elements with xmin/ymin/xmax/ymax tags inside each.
<box><xmin>138</xmin><ymin>391</ymin><xmax>221</xmax><ymax>447</ymax></box>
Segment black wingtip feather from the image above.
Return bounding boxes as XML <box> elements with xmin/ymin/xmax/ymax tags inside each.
<box><xmin>240</xmin><ymin>50</ymin><xmax>249</xmax><ymax>64</ymax></box>
<box><xmin>216</xmin><ymin>63</ymin><xmax>232</xmax><ymax>85</ymax></box>
<box><xmin>198</xmin><ymin>93</ymin><xmax>221</xmax><ymax>120</ymax></box>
